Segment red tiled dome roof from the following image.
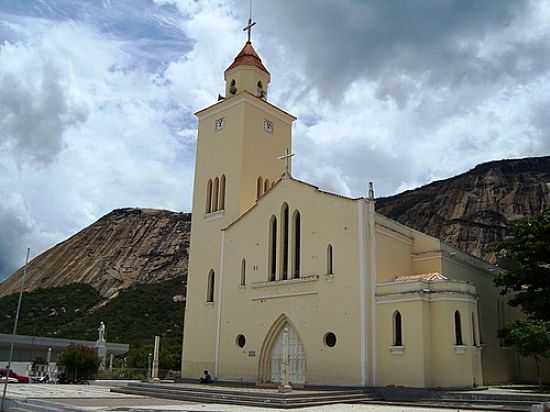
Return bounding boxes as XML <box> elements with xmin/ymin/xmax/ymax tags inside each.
<box><xmin>225</xmin><ymin>41</ymin><xmax>269</xmax><ymax>74</ymax></box>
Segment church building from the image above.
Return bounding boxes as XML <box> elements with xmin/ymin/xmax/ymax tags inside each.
<box><xmin>181</xmin><ymin>24</ymin><xmax>521</xmax><ymax>388</ymax></box>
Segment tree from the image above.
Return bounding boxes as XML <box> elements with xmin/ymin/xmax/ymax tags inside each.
<box><xmin>495</xmin><ymin>209</ymin><xmax>550</xmax><ymax>321</ymax></box>
<box><xmin>495</xmin><ymin>209</ymin><xmax>550</xmax><ymax>388</ymax></box>
<box><xmin>500</xmin><ymin>320</ymin><xmax>550</xmax><ymax>389</ymax></box>
<box><xmin>57</xmin><ymin>345</ymin><xmax>100</xmax><ymax>381</ymax></box>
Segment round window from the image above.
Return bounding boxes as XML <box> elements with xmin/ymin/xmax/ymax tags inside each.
<box><xmin>324</xmin><ymin>332</ymin><xmax>337</xmax><ymax>347</ymax></box>
<box><xmin>236</xmin><ymin>334</ymin><xmax>246</xmax><ymax>348</ymax></box>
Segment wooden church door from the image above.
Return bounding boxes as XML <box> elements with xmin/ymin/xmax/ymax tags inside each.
<box><xmin>270</xmin><ymin>323</ymin><xmax>305</xmax><ymax>384</ymax></box>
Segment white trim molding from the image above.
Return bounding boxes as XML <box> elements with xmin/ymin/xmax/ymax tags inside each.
<box><xmin>251</xmin><ymin>275</ymin><xmax>319</xmax><ymax>289</ymax></box>
<box><xmin>357</xmin><ymin>199</ymin><xmax>368</xmax><ymax>386</ymax></box>
<box><xmin>214</xmin><ymin>231</ymin><xmax>226</xmax><ymax>377</ymax></box>
<box><xmin>251</xmin><ymin>291</ymin><xmax>318</xmax><ymax>301</ymax></box>
<box><xmin>389</xmin><ymin>346</ymin><xmax>405</xmax><ymax>355</ymax></box>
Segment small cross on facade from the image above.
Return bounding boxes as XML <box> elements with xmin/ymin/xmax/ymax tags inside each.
<box><xmin>277</xmin><ymin>148</ymin><xmax>295</xmax><ymax>178</ymax></box>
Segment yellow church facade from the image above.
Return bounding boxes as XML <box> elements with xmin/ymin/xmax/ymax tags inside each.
<box><xmin>181</xmin><ymin>37</ymin><xmax>522</xmax><ymax>388</ymax></box>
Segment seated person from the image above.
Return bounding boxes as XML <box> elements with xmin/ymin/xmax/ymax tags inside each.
<box><xmin>199</xmin><ymin>370</ymin><xmax>212</xmax><ymax>384</ymax></box>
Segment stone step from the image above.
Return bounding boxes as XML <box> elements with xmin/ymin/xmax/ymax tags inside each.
<box><xmin>442</xmin><ymin>392</ymin><xmax>550</xmax><ymax>403</ymax></box>
<box><xmin>112</xmin><ymin>385</ymin><xmax>376</xmax><ymax>408</ymax></box>
<box><xmin>375</xmin><ymin>387</ymin><xmax>550</xmax><ymax>404</ymax></box>
<box><xmin>127</xmin><ymin>381</ymin><xmax>367</xmax><ymax>399</ymax></box>
<box><xmin>361</xmin><ymin>398</ymin><xmax>536</xmax><ymax>412</ymax></box>
<box><xmin>120</xmin><ymin>383</ymin><xmax>370</xmax><ymax>398</ymax></box>
<box><xmin>116</xmin><ymin>385</ymin><xmax>374</xmax><ymax>401</ymax></box>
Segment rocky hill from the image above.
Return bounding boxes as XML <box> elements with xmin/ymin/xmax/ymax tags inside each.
<box><xmin>376</xmin><ymin>155</ymin><xmax>550</xmax><ymax>262</ymax></box>
<box><xmin>1</xmin><ymin>156</ymin><xmax>549</xmax><ymax>298</ymax></box>
<box><xmin>0</xmin><ymin>208</ymin><xmax>191</xmax><ymax>298</ymax></box>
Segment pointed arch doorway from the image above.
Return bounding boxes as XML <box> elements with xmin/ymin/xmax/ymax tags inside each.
<box><xmin>258</xmin><ymin>315</ymin><xmax>306</xmax><ymax>385</ymax></box>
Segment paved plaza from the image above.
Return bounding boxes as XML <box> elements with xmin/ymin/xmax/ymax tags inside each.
<box><xmin>3</xmin><ymin>383</ymin><xmax>495</xmax><ymax>412</ymax></box>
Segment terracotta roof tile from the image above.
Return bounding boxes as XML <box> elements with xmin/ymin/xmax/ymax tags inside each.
<box><xmin>225</xmin><ymin>41</ymin><xmax>269</xmax><ymax>74</ymax></box>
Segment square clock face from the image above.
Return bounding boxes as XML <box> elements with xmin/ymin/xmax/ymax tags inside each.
<box><xmin>215</xmin><ymin>117</ymin><xmax>224</xmax><ymax>130</ymax></box>
<box><xmin>264</xmin><ymin>119</ymin><xmax>273</xmax><ymax>133</ymax></box>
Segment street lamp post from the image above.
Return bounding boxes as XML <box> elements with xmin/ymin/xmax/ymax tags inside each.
<box><xmin>1</xmin><ymin>248</ymin><xmax>30</xmax><ymax>412</ymax></box>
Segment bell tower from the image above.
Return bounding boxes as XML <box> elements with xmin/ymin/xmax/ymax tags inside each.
<box><xmin>224</xmin><ymin>41</ymin><xmax>271</xmax><ymax>100</ymax></box>
<box><xmin>181</xmin><ymin>17</ymin><xmax>296</xmax><ymax>378</ymax></box>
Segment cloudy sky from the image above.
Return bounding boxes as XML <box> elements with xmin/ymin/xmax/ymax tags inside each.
<box><xmin>1</xmin><ymin>0</ymin><xmax>549</xmax><ymax>278</ymax></box>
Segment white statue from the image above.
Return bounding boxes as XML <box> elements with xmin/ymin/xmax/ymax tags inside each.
<box><xmin>98</xmin><ymin>321</ymin><xmax>106</xmax><ymax>343</ymax></box>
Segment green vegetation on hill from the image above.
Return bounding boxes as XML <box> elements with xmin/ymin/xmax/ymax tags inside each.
<box><xmin>0</xmin><ymin>283</ymin><xmax>101</xmax><ymax>337</ymax></box>
<box><xmin>0</xmin><ymin>277</ymin><xmax>185</xmax><ymax>370</ymax></box>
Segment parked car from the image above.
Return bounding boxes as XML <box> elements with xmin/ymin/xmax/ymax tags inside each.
<box><xmin>31</xmin><ymin>374</ymin><xmax>49</xmax><ymax>383</ymax></box>
<box><xmin>56</xmin><ymin>372</ymin><xmax>89</xmax><ymax>385</ymax></box>
<box><xmin>0</xmin><ymin>368</ymin><xmax>30</xmax><ymax>383</ymax></box>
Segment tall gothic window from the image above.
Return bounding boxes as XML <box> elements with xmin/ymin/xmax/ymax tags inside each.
<box><xmin>213</xmin><ymin>177</ymin><xmax>219</xmax><ymax>212</ymax></box>
<box><xmin>327</xmin><ymin>244</ymin><xmax>333</xmax><ymax>275</ymax></box>
<box><xmin>206</xmin><ymin>179</ymin><xmax>212</xmax><ymax>213</ymax></box>
<box><xmin>269</xmin><ymin>216</ymin><xmax>277</xmax><ymax>281</ymax></box>
<box><xmin>455</xmin><ymin>310</ymin><xmax>463</xmax><ymax>345</ymax></box>
<box><xmin>207</xmin><ymin>270</ymin><xmax>215</xmax><ymax>302</ymax></box>
<box><xmin>393</xmin><ymin>311</ymin><xmax>403</xmax><ymax>346</ymax></box>
<box><xmin>241</xmin><ymin>258</ymin><xmax>246</xmax><ymax>286</ymax></box>
<box><xmin>219</xmin><ymin>175</ymin><xmax>226</xmax><ymax>211</ymax></box>
<box><xmin>257</xmin><ymin>177</ymin><xmax>263</xmax><ymax>200</ymax></box>
<box><xmin>281</xmin><ymin>203</ymin><xmax>289</xmax><ymax>280</ymax></box>
<box><xmin>293</xmin><ymin>210</ymin><xmax>301</xmax><ymax>278</ymax></box>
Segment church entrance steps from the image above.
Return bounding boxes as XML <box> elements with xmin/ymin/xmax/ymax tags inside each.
<box><xmin>111</xmin><ymin>382</ymin><xmax>379</xmax><ymax>408</ymax></box>
<box><xmin>367</xmin><ymin>387</ymin><xmax>550</xmax><ymax>412</ymax></box>
<box><xmin>361</xmin><ymin>398</ymin><xmax>535</xmax><ymax>411</ymax></box>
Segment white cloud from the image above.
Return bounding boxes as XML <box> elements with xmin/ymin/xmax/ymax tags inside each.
<box><xmin>1</xmin><ymin>0</ymin><xmax>550</xmax><ymax>278</ymax></box>
<box><xmin>0</xmin><ymin>16</ymin><xmax>193</xmax><ymax>275</ymax></box>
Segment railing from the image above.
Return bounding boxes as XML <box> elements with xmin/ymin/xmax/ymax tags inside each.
<box><xmin>96</xmin><ymin>368</ymin><xmax>181</xmax><ymax>381</ymax></box>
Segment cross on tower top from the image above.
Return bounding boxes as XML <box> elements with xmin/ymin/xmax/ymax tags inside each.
<box><xmin>243</xmin><ymin>18</ymin><xmax>256</xmax><ymax>42</ymax></box>
<box><xmin>243</xmin><ymin>0</ymin><xmax>256</xmax><ymax>42</ymax></box>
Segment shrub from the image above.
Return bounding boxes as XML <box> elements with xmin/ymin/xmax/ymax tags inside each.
<box><xmin>57</xmin><ymin>344</ymin><xmax>100</xmax><ymax>381</ymax></box>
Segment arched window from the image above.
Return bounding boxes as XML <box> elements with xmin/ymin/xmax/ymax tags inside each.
<box><xmin>269</xmin><ymin>216</ymin><xmax>277</xmax><ymax>281</ymax></box>
<box><xmin>257</xmin><ymin>177</ymin><xmax>263</xmax><ymax>200</ymax></box>
<box><xmin>472</xmin><ymin>312</ymin><xmax>477</xmax><ymax>346</ymax></box>
<box><xmin>393</xmin><ymin>311</ymin><xmax>403</xmax><ymax>346</ymax></box>
<box><xmin>257</xmin><ymin>80</ymin><xmax>264</xmax><ymax>97</ymax></box>
<box><xmin>264</xmin><ymin>179</ymin><xmax>270</xmax><ymax>193</ymax></box>
<box><xmin>213</xmin><ymin>177</ymin><xmax>219</xmax><ymax>212</ymax></box>
<box><xmin>293</xmin><ymin>211</ymin><xmax>301</xmax><ymax>278</ymax></box>
<box><xmin>219</xmin><ymin>175</ymin><xmax>226</xmax><ymax>211</ymax></box>
<box><xmin>206</xmin><ymin>179</ymin><xmax>212</xmax><ymax>213</ymax></box>
<box><xmin>327</xmin><ymin>244</ymin><xmax>333</xmax><ymax>275</ymax></box>
<box><xmin>207</xmin><ymin>270</ymin><xmax>215</xmax><ymax>302</ymax></box>
<box><xmin>230</xmin><ymin>79</ymin><xmax>237</xmax><ymax>95</ymax></box>
<box><xmin>280</xmin><ymin>203</ymin><xmax>289</xmax><ymax>280</ymax></box>
<box><xmin>455</xmin><ymin>310</ymin><xmax>463</xmax><ymax>345</ymax></box>
<box><xmin>241</xmin><ymin>258</ymin><xmax>246</xmax><ymax>286</ymax></box>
